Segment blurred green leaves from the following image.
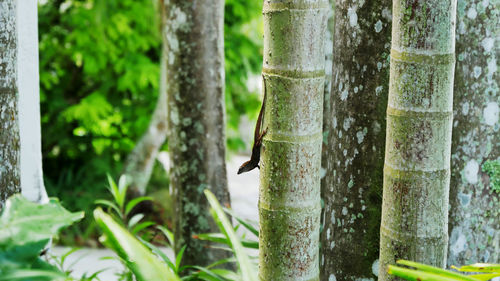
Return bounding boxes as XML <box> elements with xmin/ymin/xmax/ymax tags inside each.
<box><xmin>0</xmin><ymin>195</ymin><xmax>83</xmax><ymax>280</ymax></box>
<box><xmin>38</xmin><ymin>0</ymin><xmax>264</xmax><ymax>244</ymax></box>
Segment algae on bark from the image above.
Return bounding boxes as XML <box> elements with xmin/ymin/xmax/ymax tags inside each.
<box><xmin>259</xmin><ymin>1</ymin><xmax>327</xmax><ymax>280</ymax></box>
<box><xmin>378</xmin><ymin>0</ymin><xmax>457</xmax><ymax>280</ymax></box>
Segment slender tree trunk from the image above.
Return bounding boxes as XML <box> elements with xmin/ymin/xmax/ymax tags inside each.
<box><xmin>259</xmin><ymin>1</ymin><xmax>327</xmax><ymax>280</ymax></box>
<box><xmin>320</xmin><ymin>0</ymin><xmax>391</xmax><ymax>280</ymax></box>
<box><xmin>18</xmin><ymin>0</ymin><xmax>49</xmax><ymax>204</ymax></box>
<box><xmin>163</xmin><ymin>0</ymin><xmax>231</xmax><ymax>267</ymax></box>
<box><xmin>378</xmin><ymin>1</ymin><xmax>457</xmax><ymax>280</ymax></box>
<box><xmin>0</xmin><ymin>0</ymin><xmax>20</xmax><ymax>208</ymax></box>
<box><xmin>122</xmin><ymin>50</ymin><xmax>167</xmax><ymax>197</ymax></box>
<box><xmin>448</xmin><ymin>0</ymin><xmax>499</xmax><ymax>265</ymax></box>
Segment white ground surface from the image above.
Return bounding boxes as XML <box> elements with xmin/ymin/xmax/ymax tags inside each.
<box><xmin>52</xmin><ymin>155</ymin><xmax>259</xmax><ymax>281</ymax></box>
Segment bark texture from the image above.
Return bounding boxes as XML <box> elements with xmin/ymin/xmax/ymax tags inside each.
<box><xmin>448</xmin><ymin>0</ymin><xmax>499</xmax><ymax>265</ymax></box>
<box><xmin>18</xmin><ymin>0</ymin><xmax>49</xmax><ymax>204</ymax></box>
<box><xmin>379</xmin><ymin>1</ymin><xmax>456</xmax><ymax>280</ymax></box>
<box><xmin>0</xmin><ymin>0</ymin><xmax>20</xmax><ymax>207</ymax></box>
<box><xmin>164</xmin><ymin>0</ymin><xmax>231</xmax><ymax>267</ymax></box>
<box><xmin>122</xmin><ymin>50</ymin><xmax>167</xmax><ymax>197</ymax></box>
<box><xmin>259</xmin><ymin>1</ymin><xmax>327</xmax><ymax>280</ymax></box>
<box><xmin>320</xmin><ymin>0</ymin><xmax>391</xmax><ymax>280</ymax></box>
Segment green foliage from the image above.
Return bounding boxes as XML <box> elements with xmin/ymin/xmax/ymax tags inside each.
<box><xmin>38</xmin><ymin>0</ymin><xmax>264</xmax><ymax>245</ymax></box>
<box><xmin>388</xmin><ymin>260</ymin><xmax>500</xmax><ymax>281</ymax></box>
<box><xmin>204</xmin><ymin>190</ymin><xmax>258</xmax><ymax>281</ymax></box>
<box><xmin>38</xmin><ymin>0</ymin><xmax>162</xmax><ymax>244</ymax></box>
<box><xmin>224</xmin><ymin>0</ymin><xmax>264</xmax><ymax>151</ymax></box>
<box><xmin>482</xmin><ymin>159</ymin><xmax>500</xmax><ymax>193</ymax></box>
<box><xmin>95</xmin><ymin>175</ymin><xmax>154</xmax><ymax>234</ymax></box>
<box><xmin>0</xmin><ymin>195</ymin><xmax>83</xmax><ymax>280</ymax></box>
<box><xmin>93</xmin><ymin>208</ymin><xmax>178</xmax><ymax>281</ymax></box>
<box><xmin>93</xmin><ymin>189</ymin><xmax>259</xmax><ymax>281</ymax></box>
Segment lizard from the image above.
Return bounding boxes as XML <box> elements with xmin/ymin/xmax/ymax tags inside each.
<box><xmin>237</xmin><ymin>74</ymin><xmax>268</xmax><ymax>174</ymax></box>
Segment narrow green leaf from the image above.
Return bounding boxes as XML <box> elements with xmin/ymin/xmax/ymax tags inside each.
<box><xmin>195</xmin><ymin>233</ymin><xmax>258</xmax><ymax>249</ymax></box>
<box><xmin>117</xmin><ymin>175</ymin><xmax>129</xmax><ymax>208</ymax></box>
<box><xmin>131</xmin><ymin>221</ymin><xmax>156</xmax><ymax>235</ymax></box>
<box><xmin>396</xmin><ymin>260</ymin><xmax>478</xmax><ymax>281</ymax></box>
<box><xmin>176</xmin><ymin>245</ymin><xmax>187</xmax><ymax>272</ymax></box>
<box><xmin>388</xmin><ymin>265</ymin><xmax>464</xmax><ymax>281</ymax></box>
<box><xmin>128</xmin><ymin>213</ymin><xmax>145</xmax><ymax>228</ymax></box>
<box><xmin>93</xmin><ymin>208</ymin><xmax>179</xmax><ymax>281</ymax></box>
<box><xmin>452</xmin><ymin>264</ymin><xmax>500</xmax><ymax>273</ymax></box>
<box><xmin>94</xmin><ymin>199</ymin><xmax>122</xmax><ymax>218</ymax></box>
<box><xmin>157</xmin><ymin>225</ymin><xmax>175</xmax><ymax>247</ymax></box>
<box><xmin>223</xmin><ymin>207</ymin><xmax>259</xmax><ymax>237</ymax></box>
<box><xmin>106</xmin><ymin>174</ymin><xmax>121</xmax><ymax>206</ymax></box>
<box><xmin>125</xmin><ymin>197</ymin><xmax>153</xmax><ymax>216</ymax></box>
<box><xmin>468</xmin><ymin>273</ymin><xmax>500</xmax><ymax>280</ymax></box>
<box><xmin>140</xmin><ymin>239</ymin><xmax>176</xmax><ymax>271</ymax></box>
<box><xmin>204</xmin><ymin>190</ymin><xmax>258</xmax><ymax>281</ymax></box>
<box><xmin>0</xmin><ymin>269</ymin><xmax>66</xmax><ymax>281</ymax></box>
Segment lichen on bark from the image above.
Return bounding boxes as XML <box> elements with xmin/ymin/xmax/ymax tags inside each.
<box><xmin>378</xmin><ymin>0</ymin><xmax>457</xmax><ymax>280</ymax></box>
<box><xmin>448</xmin><ymin>0</ymin><xmax>499</xmax><ymax>266</ymax></box>
<box><xmin>0</xmin><ymin>0</ymin><xmax>20</xmax><ymax>207</ymax></box>
<box><xmin>163</xmin><ymin>0</ymin><xmax>231</xmax><ymax>268</ymax></box>
<box><xmin>259</xmin><ymin>1</ymin><xmax>328</xmax><ymax>280</ymax></box>
<box><xmin>320</xmin><ymin>0</ymin><xmax>391</xmax><ymax>280</ymax></box>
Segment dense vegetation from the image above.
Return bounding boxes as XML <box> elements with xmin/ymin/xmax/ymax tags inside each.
<box><xmin>37</xmin><ymin>0</ymin><xmax>263</xmax><ymax>243</ymax></box>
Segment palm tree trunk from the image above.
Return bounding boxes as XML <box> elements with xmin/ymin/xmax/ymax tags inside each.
<box><xmin>379</xmin><ymin>0</ymin><xmax>457</xmax><ymax>280</ymax></box>
<box><xmin>0</xmin><ymin>0</ymin><xmax>21</xmax><ymax>207</ymax></box>
<box><xmin>259</xmin><ymin>1</ymin><xmax>328</xmax><ymax>280</ymax></box>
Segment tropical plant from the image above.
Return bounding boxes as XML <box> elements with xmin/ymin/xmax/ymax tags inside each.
<box><xmin>388</xmin><ymin>260</ymin><xmax>500</xmax><ymax>281</ymax></box>
<box><xmin>95</xmin><ymin>175</ymin><xmax>154</xmax><ymax>235</ymax></box>
<box><xmin>0</xmin><ymin>195</ymin><xmax>83</xmax><ymax>280</ymax></box>
<box><xmin>93</xmin><ymin>189</ymin><xmax>258</xmax><ymax>281</ymax></box>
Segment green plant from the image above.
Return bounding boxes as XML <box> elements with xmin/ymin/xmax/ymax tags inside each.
<box><xmin>95</xmin><ymin>175</ymin><xmax>154</xmax><ymax>235</ymax></box>
<box><xmin>0</xmin><ymin>195</ymin><xmax>84</xmax><ymax>280</ymax></box>
<box><xmin>93</xmin><ymin>189</ymin><xmax>259</xmax><ymax>281</ymax></box>
<box><xmin>388</xmin><ymin>260</ymin><xmax>500</xmax><ymax>281</ymax></box>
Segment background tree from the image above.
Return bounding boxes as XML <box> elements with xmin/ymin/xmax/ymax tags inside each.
<box><xmin>320</xmin><ymin>0</ymin><xmax>391</xmax><ymax>280</ymax></box>
<box><xmin>259</xmin><ymin>1</ymin><xmax>327</xmax><ymax>280</ymax></box>
<box><xmin>379</xmin><ymin>0</ymin><xmax>457</xmax><ymax>280</ymax></box>
<box><xmin>18</xmin><ymin>0</ymin><xmax>49</xmax><ymax>204</ymax></box>
<box><xmin>448</xmin><ymin>0</ymin><xmax>499</xmax><ymax>265</ymax></box>
<box><xmin>0</xmin><ymin>0</ymin><xmax>20</xmax><ymax>207</ymax></box>
<box><xmin>163</xmin><ymin>0</ymin><xmax>231</xmax><ymax>267</ymax></box>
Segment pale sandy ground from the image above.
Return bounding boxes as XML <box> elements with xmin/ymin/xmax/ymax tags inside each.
<box><xmin>52</xmin><ymin>155</ymin><xmax>259</xmax><ymax>281</ymax></box>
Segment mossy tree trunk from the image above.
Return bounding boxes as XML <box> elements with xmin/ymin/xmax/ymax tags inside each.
<box><xmin>448</xmin><ymin>0</ymin><xmax>499</xmax><ymax>265</ymax></box>
<box><xmin>379</xmin><ymin>0</ymin><xmax>457</xmax><ymax>280</ymax></box>
<box><xmin>320</xmin><ymin>0</ymin><xmax>391</xmax><ymax>280</ymax></box>
<box><xmin>259</xmin><ymin>1</ymin><xmax>327</xmax><ymax>280</ymax></box>
<box><xmin>0</xmin><ymin>0</ymin><xmax>20</xmax><ymax>208</ymax></box>
<box><xmin>163</xmin><ymin>0</ymin><xmax>231</xmax><ymax>267</ymax></box>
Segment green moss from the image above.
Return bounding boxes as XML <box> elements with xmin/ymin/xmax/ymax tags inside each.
<box><xmin>482</xmin><ymin>159</ymin><xmax>500</xmax><ymax>193</ymax></box>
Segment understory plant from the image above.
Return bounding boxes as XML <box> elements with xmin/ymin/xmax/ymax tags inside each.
<box><xmin>93</xmin><ymin>179</ymin><xmax>259</xmax><ymax>281</ymax></box>
<box><xmin>388</xmin><ymin>260</ymin><xmax>500</xmax><ymax>281</ymax></box>
<box><xmin>0</xmin><ymin>195</ymin><xmax>84</xmax><ymax>281</ymax></box>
